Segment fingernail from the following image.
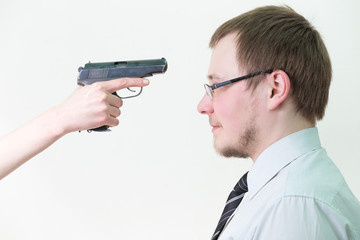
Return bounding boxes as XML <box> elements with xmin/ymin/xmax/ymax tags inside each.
<box><xmin>143</xmin><ymin>79</ymin><xmax>149</xmax><ymax>85</ymax></box>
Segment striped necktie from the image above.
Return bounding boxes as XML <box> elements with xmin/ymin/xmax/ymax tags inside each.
<box><xmin>211</xmin><ymin>171</ymin><xmax>248</xmax><ymax>240</ymax></box>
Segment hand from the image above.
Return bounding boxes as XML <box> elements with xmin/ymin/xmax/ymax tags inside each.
<box><xmin>55</xmin><ymin>78</ymin><xmax>150</xmax><ymax>134</ymax></box>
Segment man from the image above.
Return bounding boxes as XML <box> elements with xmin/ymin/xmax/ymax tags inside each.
<box><xmin>0</xmin><ymin>78</ymin><xmax>149</xmax><ymax>180</ymax></box>
<box><xmin>198</xmin><ymin>6</ymin><xmax>360</xmax><ymax>240</ymax></box>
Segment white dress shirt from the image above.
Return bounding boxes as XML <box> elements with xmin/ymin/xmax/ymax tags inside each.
<box><xmin>219</xmin><ymin>128</ymin><xmax>360</xmax><ymax>240</ymax></box>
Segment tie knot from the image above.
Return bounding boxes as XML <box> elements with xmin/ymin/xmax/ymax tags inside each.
<box><xmin>233</xmin><ymin>171</ymin><xmax>248</xmax><ymax>194</ymax></box>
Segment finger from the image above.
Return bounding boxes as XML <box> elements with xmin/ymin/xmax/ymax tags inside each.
<box><xmin>108</xmin><ymin>106</ymin><xmax>121</xmax><ymax>118</ymax></box>
<box><xmin>108</xmin><ymin>93</ymin><xmax>123</xmax><ymax>108</ymax></box>
<box><xmin>106</xmin><ymin>116</ymin><xmax>120</xmax><ymax>127</ymax></box>
<box><xmin>100</xmin><ymin>78</ymin><xmax>150</xmax><ymax>93</ymax></box>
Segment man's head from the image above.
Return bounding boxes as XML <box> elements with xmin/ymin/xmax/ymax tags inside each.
<box><xmin>198</xmin><ymin>6</ymin><xmax>332</xmax><ymax>160</ymax></box>
<box><xmin>210</xmin><ymin>5</ymin><xmax>332</xmax><ymax>123</ymax></box>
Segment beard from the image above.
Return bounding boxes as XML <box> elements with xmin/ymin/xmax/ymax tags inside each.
<box><xmin>215</xmin><ymin>123</ymin><xmax>257</xmax><ymax>159</ymax></box>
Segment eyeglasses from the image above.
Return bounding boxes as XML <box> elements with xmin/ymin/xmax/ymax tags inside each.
<box><xmin>204</xmin><ymin>70</ymin><xmax>273</xmax><ymax>99</ymax></box>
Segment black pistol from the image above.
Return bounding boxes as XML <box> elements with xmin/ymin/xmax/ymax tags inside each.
<box><xmin>77</xmin><ymin>57</ymin><xmax>167</xmax><ymax>132</ymax></box>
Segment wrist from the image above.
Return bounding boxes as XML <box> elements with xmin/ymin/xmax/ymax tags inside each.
<box><xmin>46</xmin><ymin>105</ymin><xmax>71</xmax><ymax>138</ymax></box>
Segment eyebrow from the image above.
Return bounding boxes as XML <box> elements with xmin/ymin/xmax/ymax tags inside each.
<box><xmin>207</xmin><ymin>74</ymin><xmax>224</xmax><ymax>83</ymax></box>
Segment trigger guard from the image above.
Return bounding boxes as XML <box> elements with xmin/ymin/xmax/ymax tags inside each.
<box><xmin>117</xmin><ymin>87</ymin><xmax>143</xmax><ymax>99</ymax></box>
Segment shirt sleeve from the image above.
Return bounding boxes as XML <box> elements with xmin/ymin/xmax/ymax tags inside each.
<box><xmin>251</xmin><ymin>196</ymin><xmax>356</xmax><ymax>240</ymax></box>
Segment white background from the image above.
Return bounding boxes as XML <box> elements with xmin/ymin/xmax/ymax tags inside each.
<box><xmin>0</xmin><ymin>0</ymin><xmax>359</xmax><ymax>239</ymax></box>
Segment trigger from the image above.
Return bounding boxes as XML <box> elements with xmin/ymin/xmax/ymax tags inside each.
<box><xmin>112</xmin><ymin>92</ymin><xmax>120</xmax><ymax>98</ymax></box>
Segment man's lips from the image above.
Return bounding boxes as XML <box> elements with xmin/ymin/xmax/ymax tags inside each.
<box><xmin>209</xmin><ymin>120</ymin><xmax>221</xmax><ymax>133</ymax></box>
<box><xmin>211</xmin><ymin>126</ymin><xmax>220</xmax><ymax>133</ymax></box>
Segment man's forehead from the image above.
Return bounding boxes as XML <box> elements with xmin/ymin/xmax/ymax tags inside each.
<box><xmin>208</xmin><ymin>33</ymin><xmax>243</xmax><ymax>81</ymax></box>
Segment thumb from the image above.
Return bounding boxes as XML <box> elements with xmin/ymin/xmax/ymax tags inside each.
<box><xmin>100</xmin><ymin>78</ymin><xmax>150</xmax><ymax>93</ymax></box>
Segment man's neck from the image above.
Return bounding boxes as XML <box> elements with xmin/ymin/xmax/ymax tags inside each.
<box><xmin>250</xmin><ymin>116</ymin><xmax>315</xmax><ymax>162</ymax></box>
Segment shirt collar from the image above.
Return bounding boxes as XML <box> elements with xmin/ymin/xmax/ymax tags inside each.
<box><xmin>247</xmin><ymin>127</ymin><xmax>322</xmax><ymax>199</ymax></box>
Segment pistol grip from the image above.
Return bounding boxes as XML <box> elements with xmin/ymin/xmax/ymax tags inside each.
<box><xmin>88</xmin><ymin>92</ymin><xmax>119</xmax><ymax>132</ymax></box>
<box><xmin>88</xmin><ymin>125</ymin><xmax>111</xmax><ymax>132</ymax></box>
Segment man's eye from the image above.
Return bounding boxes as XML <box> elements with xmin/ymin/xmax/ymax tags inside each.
<box><xmin>218</xmin><ymin>85</ymin><xmax>230</xmax><ymax>91</ymax></box>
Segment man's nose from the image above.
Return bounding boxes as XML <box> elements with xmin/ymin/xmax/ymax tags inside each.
<box><xmin>197</xmin><ymin>94</ymin><xmax>214</xmax><ymax>115</ymax></box>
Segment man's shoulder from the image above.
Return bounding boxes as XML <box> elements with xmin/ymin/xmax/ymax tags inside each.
<box><xmin>277</xmin><ymin>147</ymin><xmax>360</xmax><ymax>225</ymax></box>
<box><xmin>284</xmin><ymin>148</ymin><xmax>345</xmax><ymax>202</ymax></box>
<box><xmin>255</xmin><ymin>192</ymin><xmax>360</xmax><ymax>240</ymax></box>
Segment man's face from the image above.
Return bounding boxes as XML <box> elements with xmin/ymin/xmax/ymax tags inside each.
<box><xmin>197</xmin><ymin>33</ymin><xmax>263</xmax><ymax>159</ymax></box>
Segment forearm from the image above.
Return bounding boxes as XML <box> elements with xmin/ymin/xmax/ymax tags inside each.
<box><xmin>0</xmin><ymin>107</ymin><xmax>66</xmax><ymax>180</ymax></box>
<box><xmin>0</xmin><ymin>78</ymin><xmax>149</xmax><ymax>180</ymax></box>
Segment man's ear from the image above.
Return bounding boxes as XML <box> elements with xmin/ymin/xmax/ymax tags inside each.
<box><xmin>267</xmin><ymin>70</ymin><xmax>290</xmax><ymax>110</ymax></box>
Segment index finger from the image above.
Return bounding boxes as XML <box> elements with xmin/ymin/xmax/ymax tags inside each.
<box><xmin>100</xmin><ymin>78</ymin><xmax>150</xmax><ymax>93</ymax></box>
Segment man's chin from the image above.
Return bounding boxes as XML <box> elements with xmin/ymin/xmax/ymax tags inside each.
<box><xmin>214</xmin><ymin>142</ymin><xmax>249</xmax><ymax>159</ymax></box>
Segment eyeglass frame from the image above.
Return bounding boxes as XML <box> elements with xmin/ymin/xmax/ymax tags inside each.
<box><xmin>204</xmin><ymin>69</ymin><xmax>273</xmax><ymax>99</ymax></box>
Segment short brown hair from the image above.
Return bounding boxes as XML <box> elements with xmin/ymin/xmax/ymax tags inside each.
<box><xmin>210</xmin><ymin>6</ymin><xmax>332</xmax><ymax>122</ymax></box>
